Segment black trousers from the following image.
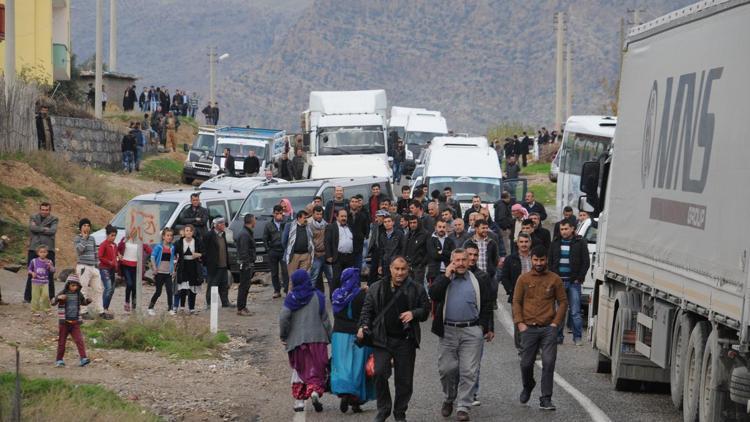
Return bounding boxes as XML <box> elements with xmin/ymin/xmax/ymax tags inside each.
<box><xmin>25</xmin><ymin>250</ymin><xmax>56</xmax><ymax>301</ymax></box>
<box><xmin>331</xmin><ymin>252</ymin><xmax>356</xmax><ymax>300</ymax></box>
<box><xmin>205</xmin><ymin>268</ymin><xmax>229</xmax><ymax>306</ymax></box>
<box><xmin>236</xmin><ymin>266</ymin><xmax>254</xmax><ymax>311</ymax></box>
<box><xmin>268</xmin><ymin>251</ymin><xmax>289</xmax><ymax>294</ymax></box>
<box><xmin>519</xmin><ymin>325</ymin><xmax>558</xmax><ymax>399</ymax></box>
<box><xmin>373</xmin><ymin>337</ymin><xmax>417</xmax><ymax>421</ymax></box>
<box><xmin>150</xmin><ymin>273</ymin><xmax>173</xmax><ymax>310</ymax></box>
<box><xmin>521</xmin><ymin>153</ymin><xmax>528</xmax><ymax>167</ymax></box>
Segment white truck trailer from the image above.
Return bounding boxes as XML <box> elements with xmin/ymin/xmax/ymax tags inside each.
<box><xmin>303</xmin><ymin>90</ymin><xmax>392</xmax><ymax>180</ymax></box>
<box><xmin>580</xmin><ymin>1</ymin><xmax>750</xmax><ymax>420</ymax></box>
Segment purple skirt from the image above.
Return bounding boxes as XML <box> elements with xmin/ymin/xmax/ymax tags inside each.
<box><xmin>288</xmin><ymin>342</ymin><xmax>329</xmax><ymax>388</ymax></box>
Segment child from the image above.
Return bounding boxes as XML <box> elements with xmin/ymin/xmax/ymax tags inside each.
<box><xmin>28</xmin><ymin>245</ymin><xmax>55</xmax><ymax>314</ymax></box>
<box><xmin>117</xmin><ymin>230</ymin><xmax>152</xmax><ymax>313</ymax></box>
<box><xmin>52</xmin><ymin>274</ymin><xmax>91</xmax><ymax>367</ymax></box>
<box><xmin>148</xmin><ymin>228</ymin><xmax>176</xmax><ymax>316</ymax></box>
<box><xmin>174</xmin><ymin>225</ymin><xmax>203</xmax><ymax>314</ymax></box>
<box><xmin>98</xmin><ymin>224</ymin><xmax>118</xmax><ymax>315</ymax></box>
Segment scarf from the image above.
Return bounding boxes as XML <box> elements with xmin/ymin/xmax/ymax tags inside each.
<box><xmin>331</xmin><ymin>268</ymin><xmax>361</xmax><ymax>314</ymax></box>
<box><xmin>309</xmin><ymin>217</ymin><xmax>327</xmax><ymax>231</ymax></box>
<box><xmin>280</xmin><ymin>198</ymin><xmax>294</xmax><ymax>218</ymax></box>
<box><xmin>284</xmin><ymin>269</ymin><xmax>325</xmax><ymax>314</ymax></box>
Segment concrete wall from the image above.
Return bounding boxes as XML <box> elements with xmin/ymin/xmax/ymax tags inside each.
<box><xmin>51</xmin><ymin>116</ymin><xmax>154</xmax><ymax>171</ymax></box>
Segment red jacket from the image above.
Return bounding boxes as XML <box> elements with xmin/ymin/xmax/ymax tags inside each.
<box><xmin>98</xmin><ymin>239</ymin><xmax>119</xmax><ymax>271</ymax></box>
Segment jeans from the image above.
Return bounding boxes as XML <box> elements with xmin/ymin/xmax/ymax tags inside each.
<box><xmin>236</xmin><ymin>266</ymin><xmax>254</xmax><ymax>311</ymax></box>
<box><xmin>135</xmin><ymin>146</ymin><xmax>144</xmax><ymax>171</ymax></box>
<box><xmin>24</xmin><ymin>249</ymin><xmax>55</xmax><ymax>301</ymax></box>
<box><xmin>373</xmin><ymin>337</ymin><xmax>417</xmax><ymax>421</ymax></box>
<box><xmin>123</xmin><ymin>151</ymin><xmax>135</xmax><ymax>172</ymax></box>
<box><xmin>309</xmin><ymin>256</ymin><xmax>332</xmax><ymax>293</ymax></box>
<box><xmin>122</xmin><ymin>265</ymin><xmax>136</xmax><ymax>306</ymax></box>
<box><xmin>519</xmin><ymin>325</ymin><xmax>558</xmax><ymax>399</ymax></box>
<box><xmin>99</xmin><ymin>268</ymin><xmax>115</xmax><ymax>310</ymax></box>
<box><xmin>558</xmin><ymin>281</ymin><xmax>583</xmax><ymax>342</ymax></box>
<box><xmin>268</xmin><ymin>251</ymin><xmax>289</xmax><ymax>294</ymax></box>
<box><xmin>392</xmin><ymin>161</ymin><xmax>402</xmax><ymax>183</ymax></box>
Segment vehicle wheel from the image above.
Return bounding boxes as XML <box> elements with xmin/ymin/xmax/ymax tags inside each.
<box><xmin>611</xmin><ymin>307</ymin><xmax>628</xmax><ymax>390</ymax></box>
<box><xmin>700</xmin><ymin>330</ymin><xmax>736</xmax><ymax>422</ymax></box>
<box><xmin>670</xmin><ymin>311</ymin><xmax>695</xmax><ymax>409</ymax></box>
<box><xmin>597</xmin><ymin>352</ymin><xmax>612</xmax><ymax>374</ymax></box>
<box><xmin>182</xmin><ymin>175</ymin><xmax>194</xmax><ymax>185</ymax></box>
<box><xmin>683</xmin><ymin>321</ymin><xmax>711</xmax><ymax>422</ymax></box>
<box><xmin>730</xmin><ymin>366</ymin><xmax>750</xmax><ymax>404</ymax></box>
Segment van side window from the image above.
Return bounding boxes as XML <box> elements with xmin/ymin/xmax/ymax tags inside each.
<box><xmin>228</xmin><ymin>199</ymin><xmax>243</xmax><ymax>220</ymax></box>
<box><xmin>206</xmin><ymin>201</ymin><xmax>228</xmax><ymax>223</ymax></box>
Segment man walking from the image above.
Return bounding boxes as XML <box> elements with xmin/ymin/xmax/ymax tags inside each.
<box><xmin>501</xmin><ymin>232</ymin><xmax>533</xmax><ymax>350</ymax></box>
<box><xmin>264</xmin><ymin>205</ymin><xmax>289</xmax><ymax>298</ymax></box>
<box><xmin>74</xmin><ymin>218</ymin><xmax>110</xmax><ymax>319</ymax></box>
<box><xmin>553</xmin><ymin>206</ymin><xmax>577</xmax><ymax>241</ymax></box>
<box><xmin>378</xmin><ymin>214</ymin><xmax>404</xmax><ymax>281</ymax></box>
<box><xmin>548</xmin><ymin>220</ymin><xmax>590</xmax><ymax>345</ymax></box>
<box><xmin>430</xmin><ymin>249</ymin><xmax>494</xmax><ymax>421</ymax></box>
<box><xmin>465</xmin><ymin>219</ymin><xmax>504</xmax><ymax>281</ymax></box>
<box><xmin>513</xmin><ymin>246</ymin><xmax>568</xmax><ymax>411</ymax></box>
<box><xmin>358</xmin><ymin>257</ymin><xmax>430</xmax><ymax>422</ymax></box>
<box><xmin>204</xmin><ymin>217</ymin><xmax>231</xmax><ymax>308</ymax></box>
<box><xmin>25</xmin><ymin>202</ymin><xmax>58</xmax><ymax>302</ymax></box>
<box><xmin>308</xmin><ymin>205</ymin><xmax>331</xmax><ymax>292</ymax></box>
<box><xmin>462</xmin><ymin>196</ymin><xmax>484</xmax><ymax>226</ymax></box>
<box><xmin>235</xmin><ymin>214</ymin><xmax>256</xmax><ymax>316</ymax></box>
<box><xmin>402</xmin><ymin>215</ymin><xmax>428</xmax><ymax>286</ymax></box>
<box><xmin>347</xmin><ymin>195</ymin><xmax>370</xmax><ymax>271</ymax></box>
<box><xmin>283</xmin><ymin>210</ymin><xmax>314</xmax><ymax>274</ymax></box>
<box><xmin>325</xmin><ymin>209</ymin><xmax>356</xmax><ymax>298</ymax></box>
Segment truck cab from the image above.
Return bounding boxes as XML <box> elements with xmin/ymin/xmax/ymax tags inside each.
<box><xmin>402</xmin><ymin>111</ymin><xmax>448</xmax><ymax>174</ymax></box>
<box><xmin>182</xmin><ymin>126</ymin><xmax>217</xmax><ymax>184</ymax></box>
<box><xmin>211</xmin><ymin>127</ymin><xmax>286</xmax><ymax>178</ymax></box>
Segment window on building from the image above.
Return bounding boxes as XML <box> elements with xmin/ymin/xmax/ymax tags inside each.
<box><xmin>0</xmin><ymin>5</ymin><xmax>5</xmax><ymax>42</ymax></box>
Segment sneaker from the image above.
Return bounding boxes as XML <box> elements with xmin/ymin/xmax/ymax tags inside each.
<box><xmin>147</xmin><ymin>308</ymin><xmax>156</xmax><ymax>316</ymax></box>
<box><xmin>471</xmin><ymin>397</ymin><xmax>481</xmax><ymax>406</ymax></box>
<box><xmin>168</xmin><ymin>310</ymin><xmax>176</xmax><ymax>316</ymax></box>
<box><xmin>520</xmin><ymin>381</ymin><xmax>536</xmax><ymax>404</ymax></box>
<box><xmin>100</xmin><ymin>312</ymin><xmax>114</xmax><ymax>320</ymax></box>
<box><xmin>456</xmin><ymin>410</ymin><xmax>471</xmax><ymax>421</ymax></box>
<box><xmin>293</xmin><ymin>400</ymin><xmax>305</xmax><ymax>412</ymax></box>
<box><xmin>574</xmin><ymin>339</ymin><xmax>584</xmax><ymax>346</ymax></box>
<box><xmin>311</xmin><ymin>391</ymin><xmax>323</xmax><ymax>412</ymax></box>
<box><xmin>55</xmin><ymin>360</ymin><xmax>65</xmax><ymax>367</ymax></box>
<box><xmin>79</xmin><ymin>357</ymin><xmax>91</xmax><ymax>367</ymax></box>
<box><xmin>441</xmin><ymin>401</ymin><xmax>453</xmax><ymax>417</ymax></box>
<box><xmin>539</xmin><ymin>397</ymin><xmax>556</xmax><ymax>411</ymax></box>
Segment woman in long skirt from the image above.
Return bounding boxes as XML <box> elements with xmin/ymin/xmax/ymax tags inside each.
<box><xmin>173</xmin><ymin>225</ymin><xmax>203</xmax><ymax>314</ymax></box>
<box><xmin>330</xmin><ymin>268</ymin><xmax>376</xmax><ymax>413</ymax></box>
<box><xmin>279</xmin><ymin>269</ymin><xmax>331</xmax><ymax>413</ymax></box>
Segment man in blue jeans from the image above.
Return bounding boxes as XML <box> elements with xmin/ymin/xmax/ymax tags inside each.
<box><xmin>548</xmin><ymin>220</ymin><xmax>590</xmax><ymax>346</ymax></box>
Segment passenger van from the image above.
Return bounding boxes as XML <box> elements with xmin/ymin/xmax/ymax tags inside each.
<box><xmin>402</xmin><ymin>111</ymin><xmax>448</xmax><ymax>174</ymax></box>
<box><xmin>182</xmin><ymin>126</ymin><xmax>217</xmax><ymax>184</ymax></box>
<box><xmin>227</xmin><ymin>176</ymin><xmax>393</xmax><ymax>274</ymax></box>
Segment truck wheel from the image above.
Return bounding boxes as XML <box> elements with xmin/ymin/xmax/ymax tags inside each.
<box><xmin>683</xmin><ymin>321</ymin><xmax>711</xmax><ymax>422</ymax></box>
<box><xmin>597</xmin><ymin>352</ymin><xmax>612</xmax><ymax>374</ymax></box>
<box><xmin>730</xmin><ymin>366</ymin><xmax>750</xmax><ymax>404</ymax></box>
<box><xmin>700</xmin><ymin>330</ymin><xmax>736</xmax><ymax>422</ymax></box>
<box><xmin>670</xmin><ymin>311</ymin><xmax>695</xmax><ymax>409</ymax></box>
<box><xmin>182</xmin><ymin>175</ymin><xmax>194</xmax><ymax>185</ymax></box>
<box><xmin>611</xmin><ymin>307</ymin><xmax>628</xmax><ymax>390</ymax></box>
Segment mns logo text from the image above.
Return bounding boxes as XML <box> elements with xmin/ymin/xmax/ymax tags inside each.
<box><xmin>641</xmin><ymin>67</ymin><xmax>722</xmax><ymax>193</ymax></box>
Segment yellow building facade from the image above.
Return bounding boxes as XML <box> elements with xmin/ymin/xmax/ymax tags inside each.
<box><xmin>0</xmin><ymin>0</ymin><xmax>71</xmax><ymax>84</ymax></box>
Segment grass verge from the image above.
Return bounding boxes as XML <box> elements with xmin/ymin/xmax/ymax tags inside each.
<box><xmin>529</xmin><ymin>182</ymin><xmax>556</xmax><ymax>208</ymax></box>
<box><xmin>83</xmin><ymin>317</ymin><xmax>230</xmax><ymax>359</ymax></box>
<box><xmin>0</xmin><ymin>372</ymin><xmax>160</xmax><ymax>421</ymax></box>
<box><xmin>1</xmin><ymin>151</ymin><xmax>134</xmax><ymax>213</ymax></box>
<box><xmin>521</xmin><ymin>162</ymin><xmax>551</xmax><ymax>176</ymax></box>
<box><xmin>139</xmin><ymin>158</ymin><xmax>183</xmax><ymax>184</ymax></box>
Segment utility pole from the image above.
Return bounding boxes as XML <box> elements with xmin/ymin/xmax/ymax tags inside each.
<box><xmin>208</xmin><ymin>47</ymin><xmax>215</xmax><ymax>104</ymax></box>
<box><xmin>565</xmin><ymin>40</ymin><xmax>572</xmax><ymax>121</ymax></box>
<box><xmin>3</xmin><ymin>0</ymin><xmax>15</xmax><ymax>91</ymax></box>
<box><xmin>109</xmin><ymin>0</ymin><xmax>117</xmax><ymax>71</ymax></box>
<box><xmin>554</xmin><ymin>12</ymin><xmax>565</xmax><ymax>133</ymax></box>
<box><xmin>95</xmin><ymin>0</ymin><xmax>103</xmax><ymax>118</ymax></box>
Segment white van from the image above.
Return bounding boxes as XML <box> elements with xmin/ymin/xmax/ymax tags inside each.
<box><xmin>403</xmin><ymin>111</ymin><xmax>448</xmax><ymax>174</ymax></box>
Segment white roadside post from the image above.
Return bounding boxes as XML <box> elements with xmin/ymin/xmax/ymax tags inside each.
<box><xmin>210</xmin><ymin>286</ymin><xmax>219</xmax><ymax>333</ymax></box>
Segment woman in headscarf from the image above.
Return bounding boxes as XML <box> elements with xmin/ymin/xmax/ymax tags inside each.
<box><xmin>330</xmin><ymin>268</ymin><xmax>375</xmax><ymax>413</ymax></box>
<box><xmin>280</xmin><ymin>198</ymin><xmax>294</xmax><ymax>220</ymax></box>
<box><xmin>279</xmin><ymin>269</ymin><xmax>331</xmax><ymax>413</ymax></box>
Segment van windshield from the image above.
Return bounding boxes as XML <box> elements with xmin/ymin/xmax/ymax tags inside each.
<box><xmin>428</xmin><ymin>177</ymin><xmax>502</xmax><ymax>203</ymax></box>
<box><xmin>318</xmin><ymin>126</ymin><xmax>385</xmax><ymax>155</ymax></box>
<box><xmin>239</xmin><ymin>187</ymin><xmax>319</xmax><ymax>217</ymax></box>
<box><xmin>406</xmin><ymin>131</ymin><xmax>443</xmax><ymax>146</ymax></box>
<box><xmin>110</xmin><ymin>200</ymin><xmax>179</xmax><ymax>230</ymax></box>
<box><xmin>218</xmin><ymin>142</ymin><xmax>266</xmax><ymax>159</ymax></box>
<box><xmin>192</xmin><ymin>133</ymin><xmax>215</xmax><ymax>152</ymax></box>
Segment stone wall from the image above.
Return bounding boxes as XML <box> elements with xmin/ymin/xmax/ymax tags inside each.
<box><xmin>51</xmin><ymin>116</ymin><xmax>154</xmax><ymax>171</ymax></box>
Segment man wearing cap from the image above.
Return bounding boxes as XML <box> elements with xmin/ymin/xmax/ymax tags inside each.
<box><xmin>204</xmin><ymin>217</ymin><xmax>231</xmax><ymax>308</ymax></box>
<box><xmin>235</xmin><ymin>214</ymin><xmax>256</xmax><ymax>316</ymax></box>
<box><xmin>282</xmin><ymin>210</ymin><xmax>314</xmax><ymax>275</ymax></box>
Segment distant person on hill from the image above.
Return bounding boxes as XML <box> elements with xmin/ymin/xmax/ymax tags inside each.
<box><xmin>133</xmin><ymin>122</ymin><xmax>146</xmax><ymax>171</ymax></box>
<box><xmin>165</xmin><ymin>112</ymin><xmax>179</xmax><ymax>152</ymax></box>
<box><xmin>35</xmin><ymin>105</ymin><xmax>54</xmax><ymax>151</ymax></box>
<box><xmin>505</xmin><ymin>155</ymin><xmax>521</xmax><ymax>180</ymax></box>
<box><xmin>121</xmin><ymin>124</ymin><xmax>137</xmax><ymax>173</ymax></box>
<box><xmin>189</xmin><ymin>92</ymin><xmax>199</xmax><ymax>118</ymax></box>
<box><xmin>243</xmin><ymin>150</ymin><xmax>261</xmax><ymax>176</ymax></box>
<box><xmin>86</xmin><ymin>83</ymin><xmax>95</xmax><ymax>109</ymax></box>
<box><xmin>520</xmin><ymin>132</ymin><xmax>532</xmax><ymax>166</ymax></box>
<box><xmin>101</xmin><ymin>85</ymin><xmax>108</xmax><ymax>112</ymax></box>
<box><xmin>139</xmin><ymin>87</ymin><xmax>148</xmax><ymax>111</ymax></box>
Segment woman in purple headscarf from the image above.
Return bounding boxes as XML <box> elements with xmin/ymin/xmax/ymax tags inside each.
<box><xmin>330</xmin><ymin>268</ymin><xmax>376</xmax><ymax>413</ymax></box>
<box><xmin>279</xmin><ymin>269</ymin><xmax>331</xmax><ymax>413</ymax></box>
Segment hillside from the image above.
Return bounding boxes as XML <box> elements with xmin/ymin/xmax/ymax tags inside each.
<box><xmin>72</xmin><ymin>0</ymin><xmax>693</xmax><ymax>133</ymax></box>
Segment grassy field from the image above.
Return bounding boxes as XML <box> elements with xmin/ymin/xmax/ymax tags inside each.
<box><xmin>0</xmin><ymin>372</ymin><xmax>160</xmax><ymax>421</ymax></box>
<box><xmin>529</xmin><ymin>183</ymin><xmax>555</xmax><ymax>208</ymax></box>
<box><xmin>522</xmin><ymin>162</ymin><xmax>551</xmax><ymax>176</ymax></box>
<box><xmin>139</xmin><ymin>158</ymin><xmax>183</xmax><ymax>184</ymax></box>
<box><xmin>83</xmin><ymin>317</ymin><xmax>230</xmax><ymax>359</ymax></box>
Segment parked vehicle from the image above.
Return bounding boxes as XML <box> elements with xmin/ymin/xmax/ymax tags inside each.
<box><xmin>302</xmin><ymin>90</ymin><xmax>392</xmax><ymax>180</ymax></box>
<box><xmin>402</xmin><ymin>111</ymin><xmax>448</xmax><ymax>174</ymax></box>
<box><xmin>210</xmin><ymin>127</ymin><xmax>286</xmax><ymax>178</ymax></box>
<box><xmin>199</xmin><ymin>174</ymin><xmax>286</xmax><ymax>190</ymax></box>
<box><xmin>182</xmin><ymin>126</ymin><xmax>217</xmax><ymax>184</ymax></box>
<box><xmin>580</xmin><ymin>2</ymin><xmax>750</xmax><ymax>420</ymax></box>
<box><xmin>387</xmin><ymin>106</ymin><xmax>426</xmax><ymax>141</ymax></box>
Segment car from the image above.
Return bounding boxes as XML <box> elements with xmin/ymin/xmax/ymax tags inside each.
<box><xmin>199</xmin><ymin>174</ymin><xmax>287</xmax><ymax>190</ymax></box>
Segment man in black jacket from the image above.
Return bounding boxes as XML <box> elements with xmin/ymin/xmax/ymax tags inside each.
<box><xmin>221</xmin><ymin>148</ymin><xmax>236</xmax><ymax>177</ymax></box>
<box><xmin>378</xmin><ymin>214</ymin><xmax>404</xmax><ymax>281</ymax></box>
<box><xmin>522</xmin><ymin>191</ymin><xmax>547</xmax><ymax>221</ymax></box>
<box><xmin>519</xmin><ymin>132</ymin><xmax>531</xmax><ymax>167</ymax></box>
<box><xmin>429</xmin><ymin>249</ymin><xmax>494</xmax><ymax>420</ymax></box>
<box><xmin>178</xmin><ymin>193</ymin><xmax>210</xmax><ymax>241</ymax></box>
<box><xmin>500</xmin><ymin>232</ymin><xmax>533</xmax><ymax>350</ymax></box>
<box><xmin>494</xmin><ymin>191</ymin><xmax>515</xmax><ymax>254</ymax></box>
<box><xmin>462</xmin><ymin>195</ymin><xmax>484</xmax><ymax>226</ymax></box>
<box><xmin>204</xmin><ymin>217</ymin><xmax>231</xmax><ymax>307</ymax></box>
<box><xmin>235</xmin><ymin>214</ymin><xmax>256</xmax><ymax>316</ymax></box>
<box><xmin>553</xmin><ymin>206</ymin><xmax>578</xmax><ymax>241</ymax></box>
<box><xmin>35</xmin><ymin>105</ymin><xmax>54</xmax><ymax>151</ymax></box>
<box><xmin>402</xmin><ymin>215</ymin><xmax>428</xmax><ymax>285</ymax></box>
<box><xmin>548</xmin><ymin>221</ymin><xmax>590</xmax><ymax>345</ymax></box>
<box><xmin>325</xmin><ymin>208</ymin><xmax>356</xmax><ymax>298</ymax></box>
<box><xmin>243</xmin><ymin>150</ymin><xmax>261</xmax><ymax>176</ymax></box>
<box><xmin>465</xmin><ymin>219</ymin><xmax>504</xmax><ymax>280</ymax></box>
<box><xmin>357</xmin><ymin>257</ymin><xmax>429</xmax><ymax>422</ymax></box>
<box><xmin>278</xmin><ymin>152</ymin><xmax>294</xmax><ymax>181</ymax></box>
<box><xmin>529</xmin><ymin>213</ymin><xmax>551</xmax><ymax>252</ymax></box>
<box><xmin>324</xmin><ymin>185</ymin><xmax>347</xmax><ymax>223</ymax></box>
<box><xmin>425</xmin><ymin>220</ymin><xmax>455</xmax><ymax>284</ymax></box>
<box><xmin>263</xmin><ymin>205</ymin><xmax>288</xmax><ymax>297</ymax></box>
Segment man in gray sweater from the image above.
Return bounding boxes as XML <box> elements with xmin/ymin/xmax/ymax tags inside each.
<box><xmin>74</xmin><ymin>218</ymin><xmax>109</xmax><ymax>319</ymax></box>
<box><xmin>25</xmin><ymin>202</ymin><xmax>58</xmax><ymax>302</ymax></box>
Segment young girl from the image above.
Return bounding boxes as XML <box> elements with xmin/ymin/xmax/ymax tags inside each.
<box><xmin>52</xmin><ymin>274</ymin><xmax>91</xmax><ymax>367</ymax></box>
<box><xmin>148</xmin><ymin>228</ymin><xmax>176</xmax><ymax>316</ymax></box>
<box><xmin>173</xmin><ymin>225</ymin><xmax>203</xmax><ymax>314</ymax></box>
<box><xmin>117</xmin><ymin>230</ymin><xmax>152</xmax><ymax>313</ymax></box>
<box><xmin>28</xmin><ymin>245</ymin><xmax>55</xmax><ymax>314</ymax></box>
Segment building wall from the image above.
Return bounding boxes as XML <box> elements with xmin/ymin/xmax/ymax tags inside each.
<box><xmin>76</xmin><ymin>75</ymin><xmax>138</xmax><ymax>111</ymax></box>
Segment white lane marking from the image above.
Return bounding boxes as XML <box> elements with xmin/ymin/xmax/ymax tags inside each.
<box><xmin>496</xmin><ymin>301</ymin><xmax>612</xmax><ymax>422</ymax></box>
